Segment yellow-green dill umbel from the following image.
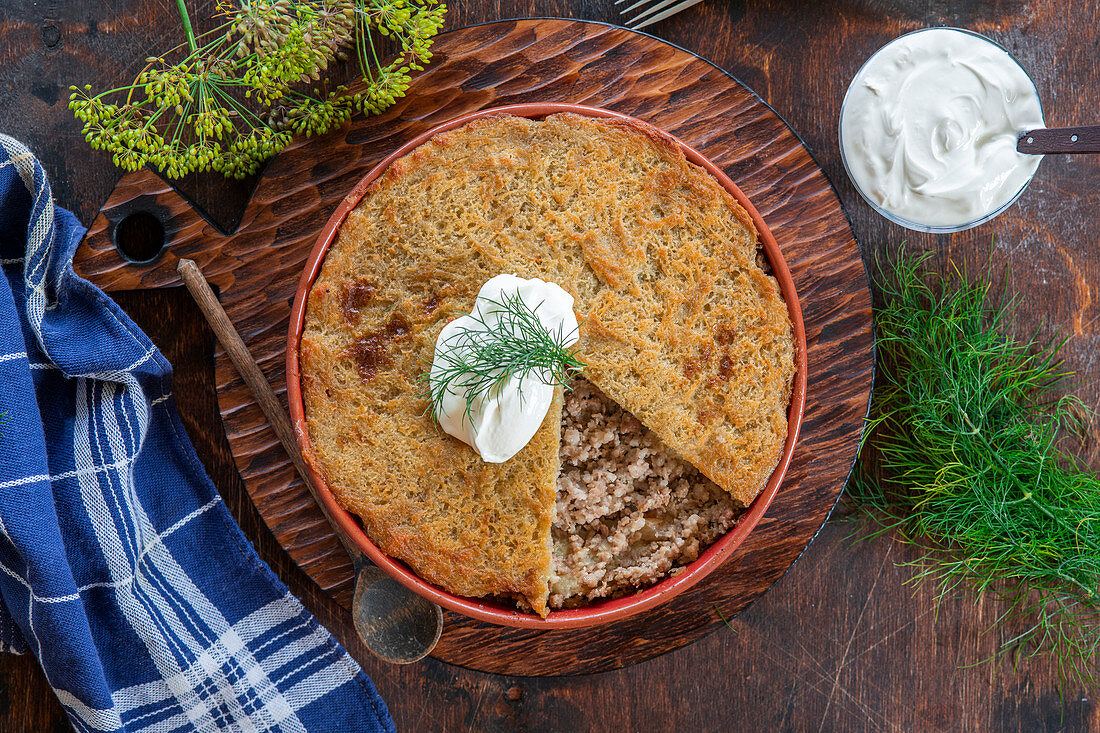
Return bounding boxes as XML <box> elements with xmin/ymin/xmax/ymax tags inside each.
<box><xmin>68</xmin><ymin>0</ymin><xmax>446</xmax><ymax>180</ymax></box>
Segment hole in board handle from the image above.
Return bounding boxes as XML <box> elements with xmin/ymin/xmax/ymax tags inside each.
<box><xmin>1071</xmin><ymin>134</ymin><xmax>1079</xmax><ymax>143</ymax></box>
<box><xmin>113</xmin><ymin>211</ymin><xmax>167</xmax><ymax>264</ymax></box>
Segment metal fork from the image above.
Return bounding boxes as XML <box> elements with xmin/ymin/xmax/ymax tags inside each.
<box><xmin>617</xmin><ymin>0</ymin><xmax>705</xmax><ymax>29</ymax></box>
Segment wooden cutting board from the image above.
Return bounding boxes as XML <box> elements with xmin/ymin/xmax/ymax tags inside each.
<box><xmin>73</xmin><ymin>18</ymin><xmax>873</xmax><ymax>676</ymax></box>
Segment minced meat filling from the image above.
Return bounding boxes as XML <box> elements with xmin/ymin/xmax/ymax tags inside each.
<box><xmin>548</xmin><ymin>379</ymin><xmax>741</xmax><ymax>608</ymax></box>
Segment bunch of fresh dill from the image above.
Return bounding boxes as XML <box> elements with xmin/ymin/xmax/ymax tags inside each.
<box><xmin>850</xmin><ymin>250</ymin><xmax>1100</xmax><ymax>691</ymax></box>
<box><xmin>69</xmin><ymin>0</ymin><xmax>445</xmax><ymax>179</ymax></box>
<box><xmin>421</xmin><ymin>293</ymin><xmax>585</xmax><ymax>424</ymax></box>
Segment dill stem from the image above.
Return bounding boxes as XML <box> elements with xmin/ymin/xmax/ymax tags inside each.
<box><xmin>175</xmin><ymin>0</ymin><xmax>198</xmax><ymax>54</ymax></box>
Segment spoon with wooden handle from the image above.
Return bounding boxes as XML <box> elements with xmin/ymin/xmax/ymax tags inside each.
<box><xmin>176</xmin><ymin>258</ymin><xmax>443</xmax><ymax>664</ymax></box>
<box><xmin>1018</xmin><ymin>125</ymin><xmax>1100</xmax><ymax>154</ymax></box>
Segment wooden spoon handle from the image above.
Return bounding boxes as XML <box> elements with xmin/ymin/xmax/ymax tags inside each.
<box><xmin>1017</xmin><ymin>125</ymin><xmax>1100</xmax><ymax>154</ymax></box>
<box><xmin>177</xmin><ymin>258</ymin><xmax>443</xmax><ymax>663</ymax></box>
<box><xmin>176</xmin><ymin>259</ymin><xmax>345</xmax><ymax>540</ymax></box>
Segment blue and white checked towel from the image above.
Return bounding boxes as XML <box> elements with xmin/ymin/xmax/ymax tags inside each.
<box><xmin>0</xmin><ymin>135</ymin><xmax>394</xmax><ymax>732</ymax></box>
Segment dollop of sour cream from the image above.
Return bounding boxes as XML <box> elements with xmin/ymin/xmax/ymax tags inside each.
<box><xmin>429</xmin><ymin>274</ymin><xmax>579</xmax><ymax>463</ymax></box>
<box><xmin>840</xmin><ymin>28</ymin><xmax>1045</xmax><ymax>228</ymax></box>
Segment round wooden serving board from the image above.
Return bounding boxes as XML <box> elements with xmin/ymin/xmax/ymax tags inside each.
<box><xmin>73</xmin><ymin>19</ymin><xmax>873</xmax><ymax>676</ymax></box>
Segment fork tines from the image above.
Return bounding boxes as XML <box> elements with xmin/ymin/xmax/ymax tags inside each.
<box><xmin>616</xmin><ymin>0</ymin><xmax>706</xmax><ymax>29</ymax></box>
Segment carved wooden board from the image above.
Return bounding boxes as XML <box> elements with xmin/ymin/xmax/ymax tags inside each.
<box><xmin>73</xmin><ymin>19</ymin><xmax>873</xmax><ymax>676</ymax></box>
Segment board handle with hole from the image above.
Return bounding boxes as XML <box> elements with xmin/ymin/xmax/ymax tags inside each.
<box><xmin>1017</xmin><ymin>125</ymin><xmax>1100</xmax><ymax>154</ymax></box>
<box><xmin>74</xmin><ymin>170</ymin><xmax>232</xmax><ymax>292</ymax></box>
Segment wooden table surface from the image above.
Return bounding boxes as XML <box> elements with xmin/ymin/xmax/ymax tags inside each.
<box><xmin>2</xmin><ymin>1</ymin><xmax>1098</xmax><ymax>731</ymax></box>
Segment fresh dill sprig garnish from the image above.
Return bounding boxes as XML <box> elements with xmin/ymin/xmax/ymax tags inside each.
<box><xmin>850</xmin><ymin>249</ymin><xmax>1100</xmax><ymax>692</ymax></box>
<box><xmin>420</xmin><ymin>292</ymin><xmax>585</xmax><ymax>424</ymax></box>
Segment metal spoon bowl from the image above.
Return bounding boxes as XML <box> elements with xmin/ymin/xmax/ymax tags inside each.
<box><xmin>351</xmin><ymin>557</ymin><xmax>443</xmax><ymax>664</ymax></box>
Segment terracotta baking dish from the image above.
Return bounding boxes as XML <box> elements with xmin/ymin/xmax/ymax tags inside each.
<box><xmin>286</xmin><ymin>103</ymin><xmax>808</xmax><ymax>629</ymax></box>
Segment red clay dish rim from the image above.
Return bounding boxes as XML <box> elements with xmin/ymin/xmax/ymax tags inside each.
<box><xmin>286</xmin><ymin>103</ymin><xmax>809</xmax><ymax>630</ymax></box>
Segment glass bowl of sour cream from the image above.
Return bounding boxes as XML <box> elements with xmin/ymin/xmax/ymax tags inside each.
<box><xmin>839</xmin><ymin>27</ymin><xmax>1045</xmax><ymax>233</ymax></box>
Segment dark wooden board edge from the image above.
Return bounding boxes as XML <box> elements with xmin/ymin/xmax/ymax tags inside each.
<box><xmin>73</xmin><ymin>19</ymin><xmax>875</xmax><ymax>677</ymax></box>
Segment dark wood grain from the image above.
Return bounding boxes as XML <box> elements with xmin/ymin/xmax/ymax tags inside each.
<box><xmin>1018</xmin><ymin>125</ymin><xmax>1100</xmax><ymax>154</ymax></box>
<box><xmin>70</xmin><ymin>19</ymin><xmax>872</xmax><ymax>676</ymax></box>
<box><xmin>4</xmin><ymin>0</ymin><xmax>1100</xmax><ymax>730</ymax></box>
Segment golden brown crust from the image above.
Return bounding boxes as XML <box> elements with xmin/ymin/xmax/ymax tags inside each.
<box><xmin>301</xmin><ymin>113</ymin><xmax>794</xmax><ymax>611</ymax></box>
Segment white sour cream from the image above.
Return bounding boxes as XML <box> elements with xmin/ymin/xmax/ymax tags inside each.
<box><xmin>429</xmin><ymin>274</ymin><xmax>579</xmax><ymax>463</ymax></box>
<box><xmin>840</xmin><ymin>28</ymin><xmax>1044</xmax><ymax>229</ymax></box>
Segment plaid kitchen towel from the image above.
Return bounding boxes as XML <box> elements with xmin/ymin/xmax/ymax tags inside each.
<box><xmin>0</xmin><ymin>135</ymin><xmax>394</xmax><ymax>732</ymax></box>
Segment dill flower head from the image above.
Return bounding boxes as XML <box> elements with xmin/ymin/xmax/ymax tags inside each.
<box><xmin>68</xmin><ymin>0</ymin><xmax>446</xmax><ymax>180</ymax></box>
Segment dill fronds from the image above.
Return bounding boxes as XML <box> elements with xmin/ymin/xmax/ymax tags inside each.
<box><xmin>421</xmin><ymin>292</ymin><xmax>585</xmax><ymax>424</ymax></box>
<box><xmin>851</xmin><ymin>250</ymin><xmax>1100</xmax><ymax>692</ymax></box>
